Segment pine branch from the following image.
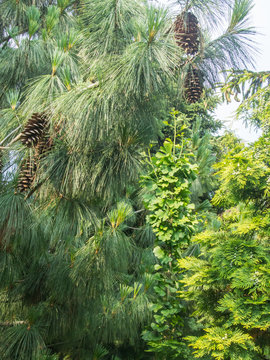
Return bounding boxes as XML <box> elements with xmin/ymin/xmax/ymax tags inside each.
<box><xmin>0</xmin><ymin>321</ymin><xmax>27</xmax><ymax>327</ymax></box>
<box><xmin>0</xmin><ymin>132</ymin><xmax>22</xmax><ymax>149</ymax></box>
<box><xmin>0</xmin><ymin>126</ymin><xmax>22</xmax><ymax>147</ymax></box>
<box><xmin>0</xmin><ymin>29</ymin><xmax>28</xmax><ymax>46</ymax></box>
<box><xmin>83</xmin><ymin>81</ymin><xmax>99</xmax><ymax>90</ymax></box>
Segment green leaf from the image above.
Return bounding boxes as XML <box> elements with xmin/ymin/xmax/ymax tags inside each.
<box><xmin>153</xmin><ymin>246</ymin><xmax>165</xmax><ymax>259</ymax></box>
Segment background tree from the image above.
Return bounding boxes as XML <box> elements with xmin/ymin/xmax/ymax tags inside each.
<box><xmin>179</xmin><ymin>72</ymin><xmax>270</xmax><ymax>360</ymax></box>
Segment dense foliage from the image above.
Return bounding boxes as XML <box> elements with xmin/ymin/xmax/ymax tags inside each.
<box><xmin>141</xmin><ymin>138</ymin><xmax>198</xmax><ymax>359</ymax></box>
<box><xmin>1</xmin><ymin>0</ymin><xmax>268</xmax><ymax>359</ymax></box>
<box><xmin>178</xmin><ymin>70</ymin><xmax>270</xmax><ymax>359</ymax></box>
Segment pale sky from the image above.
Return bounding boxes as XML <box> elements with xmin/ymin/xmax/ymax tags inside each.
<box><xmin>215</xmin><ymin>0</ymin><xmax>270</xmax><ymax>142</ymax></box>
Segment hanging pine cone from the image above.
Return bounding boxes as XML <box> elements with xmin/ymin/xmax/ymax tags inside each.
<box><xmin>184</xmin><ymin>68</ymin><xmax>203</xmax><ymax>103</ymax></box>
<box><xmin>17</xmin><ymin>158</ymin><xmax>36</xmax><ymax>193</ymax></box>
<box><xmin>21</xmin><ymin>113</ymin><xmax>48</xmax><ymax>147</ymax></box>
<box><xmin>174</xmin><ymin>12</ymin><xmax>199</xmax><ymax>55</ymax></box>
<box><xmin>35</xmin><ymin>136</ymin><xmax>53</xmax><ymax>159</ymax></box>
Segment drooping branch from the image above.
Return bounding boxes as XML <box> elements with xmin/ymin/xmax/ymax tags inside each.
<box><xmin>0</xmin><ymin>132</ymin><xmax>22</xmax><ymax>150</ymax></box>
